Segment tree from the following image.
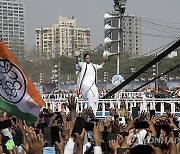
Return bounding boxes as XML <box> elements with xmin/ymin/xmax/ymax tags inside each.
<box><xmin>18</xmin><ymin>49</ymin><xmax>180</xmax><ymax>83</ymax></box>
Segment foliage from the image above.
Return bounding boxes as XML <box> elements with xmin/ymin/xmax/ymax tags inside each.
<box><xmin>19</xmin><ymin>50</ymin><xmax>180</xmax><ymax>83</ymax></box>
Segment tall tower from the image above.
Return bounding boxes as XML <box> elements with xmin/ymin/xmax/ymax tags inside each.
<box><xmin>0</xmin><ymin>0</ymin><xmax>25</xmax><ymax>60</ymax></box>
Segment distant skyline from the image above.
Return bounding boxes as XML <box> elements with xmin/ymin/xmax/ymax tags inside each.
<box><xmin>24</xmin><ymin>0</ymin><xmax>180</xmax><ymax>54</ymax></box>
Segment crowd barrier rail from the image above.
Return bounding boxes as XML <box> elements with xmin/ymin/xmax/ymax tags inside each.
<box><xmin>41</xmin><ymin>93</ymin><xmax>180</xmax><ymax>118</ymax></box>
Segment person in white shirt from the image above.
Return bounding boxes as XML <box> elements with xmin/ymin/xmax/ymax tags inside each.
<box><xmin>75</xmin><ymin>51</ymin><xmax>107</xmax><ymax>110</ymax></box>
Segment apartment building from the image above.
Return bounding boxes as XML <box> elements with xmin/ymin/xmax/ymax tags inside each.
<box><xmin>111</xmin><ymin>14</ymin><xmax>142</xmax><ymax>57</ymax></box>
<box><xmin>123</xmin><ymin>14</ymin><xmax>142</xmax><ymax>56</ymax></box>
<box><xmin>0</xmin><ymin>0</ymin><xmax>25</xmax><ymax>59</ymax></box>
<box><xmin>36</xmin><ymin>16</ymin><xmax>91</xmax><ymax>59</ymax></box>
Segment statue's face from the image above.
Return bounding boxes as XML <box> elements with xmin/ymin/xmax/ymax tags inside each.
<box><xmin>85</xmin><ymin>55</ymin><xmax>91</xmax><ymax>64</ymax></box>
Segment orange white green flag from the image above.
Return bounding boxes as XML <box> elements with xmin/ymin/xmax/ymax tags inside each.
<box><xmin>0</xmin><ymin>39</ymin><xmax>45</xmax><ymax>124</ymax></box>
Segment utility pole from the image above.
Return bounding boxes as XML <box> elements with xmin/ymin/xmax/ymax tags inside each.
<box><xmin>52</xmin><ymin>62</ymin><xmax>61</xmax><ymax>87</ymax></box>
<box><xmin>115</xmin><ymin>1</ymin><xmax>124</xmax><ymax>74</ymax></box>
<box><xmin>156</xmin><ymin>62</ymin><xmax>159</xmax><ymax>91</ymax></box>
<box><xmin>104</xmin><ymin>0</ymin><xmax>127</xmax><ymax>74</ymax></box>
<box><xmin>58</xmin><ymin>61</ymin><xmax>61</xmax><ymax>85</ymax></box>
<box><xmin>152</xmin><ymin>56</ymin><xmax>159</xmax><ymax>91</ymax></box>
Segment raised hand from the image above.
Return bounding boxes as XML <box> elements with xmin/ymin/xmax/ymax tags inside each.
<box><xmin>104</xmin><ymin>116</ymin><xmax>112</xmax><ymax>128</ymax></box>
<box><xmin>82</xmin><ymin>107</ymin><xmax>93</xmax><ymax>119</ymax></box>
<box><xmin>98</xmin><ymin>120</ymin><xmax>104</xmax><ymax>132</ymax></box>
<box><xmin>168</xmin><ymin>117</ymin><xmax>178</xmax><ymax>129</ymax></box>
<box><xmin>166</xmin><ymin>111</ymin><xmax>178</xmax><ymax>121</ymax></box>
<box><xmin>9</xmin><ymin>146</ymin><xmax>19</xmax><ymax>154</ymax></box>
<box><xmin>112</xmin><ymin>119</ymin><xmax>126</xmax><ymax>134</ymax></box>
<box><xmin>75</xmin><ymin>128</ymin><xmax>85</xmax><ymax>154</ymax></box>
<box><xmin>150</xmin><ymin>145</ymin><xmax>163</xmax><ymax>154</ymax></box>
<box><xmin>66</xmin><ymin>95</ymin><xmax>77</xmax><ymax>121</ymax></box>
<box><xmin>92</xmin><ymin>123</ymin><xmax>101</xmax><ymax>146</ymax></box>
<box><xmin>75</xmin><ymin>50</ymin><xmax>81</xmax><ymax>57</ymax></box>
<box><xmin>75</xmin><ymin>128</ymin><xmax>85</xmax><ymax>146</ymax></box>
<box><xmin>139</xmin><ymin>110</ymin><xmax>148</xmax><ymax>120</ymax></box>
<box><xmin>125</xmin><ymin>116</ymin><xmax>135</xmax><ymax>133</ymax></box>
<box><xmin>55</xmin><ymin>132</ymin><xmax>65</xmax><ymax>154</ymax></box>
<box><xmin>117</xmin><ymin>134</ymin><xmax>124</xmax><ymax>147</ymax></box>
<box><xmin>109</xmin><ymin>138</ymin><xmax>120</xmax><ymax>154</ymax></box>
<box><xmin>145</xmin><ymin>119</ymin><xmax>157</xmax><ymax>137</ymax></box>
<box><xmin>22</xmin><ymin>131</ymin><xmax>46</xmax><ymax>154</ymax></box>
<box><xmin>34</xmin><ymin>116</ymin><xmax>43</xmax><ymax>128</ymax></box>
<box><xmin>0</xmin><ymin>133</ymin><xmax>3</xmax><ymax>154</ymax></box>
<box><xmin>13</xmin><ymin>119</ymin><xmax>34</xmax><ymax>135</ymax></box>
<box><xmin>67</xmin><ymin>95</ymin><xmax>77</xmax><ymax>111</ymax></box>
<box><xmin>109</xmin><ymin>108</ymin><xmax>115</xmax><ymax>117</ymax></box>
<box><xmin>62</xmin><ymin>121</ymin><xmax>71</xmax><ymax>142</ymax></box>
<box><xmin>148</xmin><ymin>115</ymin><xmax>159</xmax><ymax>125</ymax></box>
<box><xmin>48</xmin><ymin>114</ymin><xmax>57</xmax><ymax>127</ymax></box>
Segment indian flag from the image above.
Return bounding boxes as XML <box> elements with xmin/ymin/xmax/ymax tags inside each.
<box><xmin>0</xmin><ymin>39</ymin><xmax>45</xmax><ymax>124</ymax></box>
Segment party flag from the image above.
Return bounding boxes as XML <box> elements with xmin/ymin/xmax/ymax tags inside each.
<box><xmin>0</xmin><ymin>39</ymin><xmax>45</xmax><ymax>124</ymax></box>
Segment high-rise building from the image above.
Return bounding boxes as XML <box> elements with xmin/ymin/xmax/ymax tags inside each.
<box><xmin>0</xmin><ymin>0</ymin><xmax>25</xmax><ymax>60</ymax></box>
<box><xmin>36</xmin><ymin>16</ymin><xmax>91</xmax><ymax>59</ymax></box>
<box><xmin>111</xmin><ymin>14</ymin><xmax>142</xmax><ymax>57</ymax></box>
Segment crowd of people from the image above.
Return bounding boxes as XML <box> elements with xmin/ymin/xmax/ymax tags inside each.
<box><xmin>0</xmin><ymin>96</ymin><xmax>179</xmax><ymax>154</ymax></box>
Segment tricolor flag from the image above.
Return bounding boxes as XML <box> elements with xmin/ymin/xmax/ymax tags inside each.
<box><xmin>0</xmin><ymin>39</ymin><xmax>45</xmax><ymax>124</ymax></box>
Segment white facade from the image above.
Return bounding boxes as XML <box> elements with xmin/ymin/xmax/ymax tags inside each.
<box><xmin>36</xmin><ymin>17</ymin><xmax>91</xmax><ymax>59</ymax></box>
<box><xmin>0</xmin><ymin>0</ymin><xmax>25</xmax><ymax>59</ymax></box>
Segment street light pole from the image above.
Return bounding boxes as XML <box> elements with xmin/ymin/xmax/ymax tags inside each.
<box><xmin>104</xmin><ymin>0</ymin><xmax>127</xmax><ymax>75</ymax></box>
<box><xmin>58</xmin><ymin>61</ymin><xmax>61</xmax><ymax>85</ymax></box>
<box><xmin>117</xmin><ymin>17</ymin><xmax>120</xmax><ymax>75</ymax></box>
<box><xmin>52</xmin><ymin>62</ymin><xmax>61</xmax><ymax>87</ymax></box>
<box><xmin>156</xmin><ymin>62</ymin><xmax>159</xmax><ymax>91</ymax></box>
<box><xmin>114</xmin><ymin>0</ymin><xmax>127</xmax><ymax>74</ymax></box>
<box><xmin>152</xmin><ymin>64</ymin><xmax>158</xmax><ymax>91</ymax></box>
<box><xmin>117</xmin><ymin>14</ymin><xmax>124</xmax><ymax>74</ymax></box>
<box><xmin>131</xmin><ymin>67</ymin><xmax>135</xmax><ymax>89</ymax></box>
<box><xmin>39</xmin><ymin>72</ymin><xmax>44</xmax><ymax>84</ymax></box>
